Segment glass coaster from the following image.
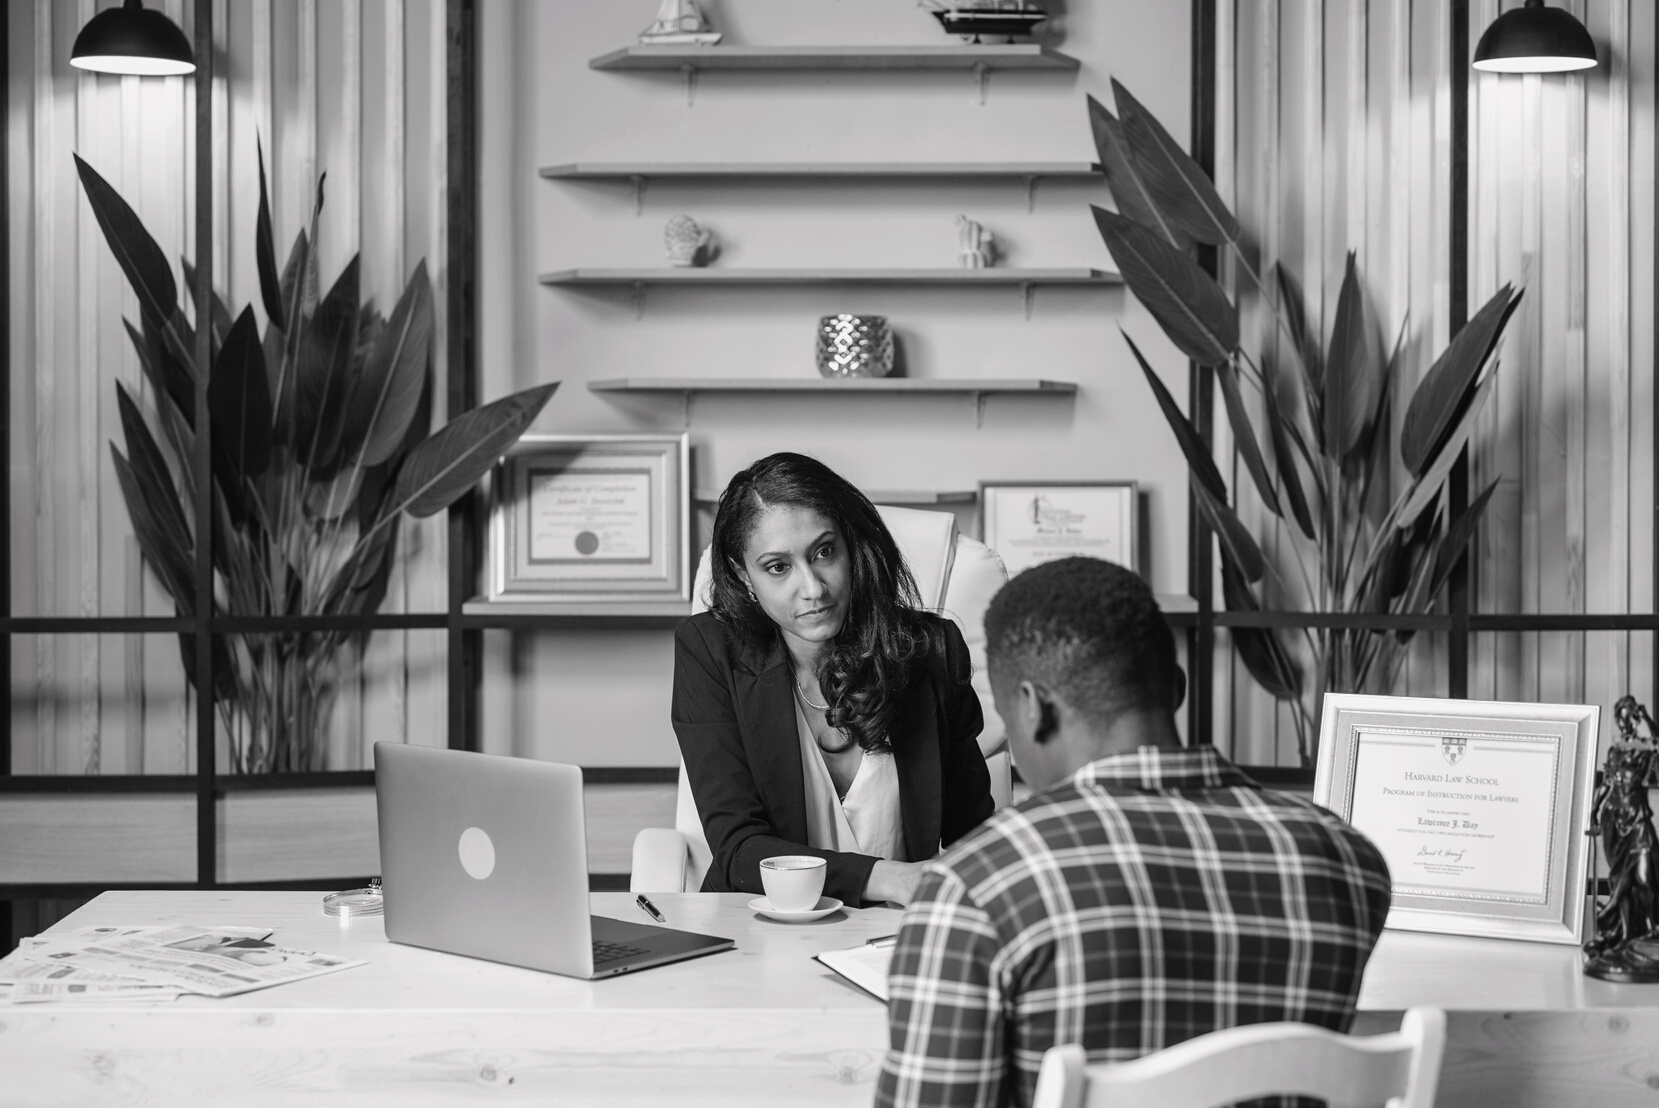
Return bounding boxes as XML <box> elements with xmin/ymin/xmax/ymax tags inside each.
<box><xmin>323</xmin><ymin>878</ymin><xmax>383</xmax><ymax>918</ymax></box>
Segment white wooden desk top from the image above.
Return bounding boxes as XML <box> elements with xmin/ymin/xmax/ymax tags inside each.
<box><xmin>18</xmin><ymin>890</ymin><xmax>902</xmax><ymax>1013</ymax></box>
<box><xmin>8</xmin><ymin>892</ymin><xmax>1659</xmax><ymax>1108</ymax></box>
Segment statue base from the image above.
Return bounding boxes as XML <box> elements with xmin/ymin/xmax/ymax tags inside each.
<box><xmin>1584</xmin><ymin>938</ymin><xmax>1659</xmax><ymax>983</ymax></box>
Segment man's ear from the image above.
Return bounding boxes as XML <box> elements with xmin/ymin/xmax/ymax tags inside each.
<box><xmin>1026</xmin><ymin>681</ymin><xmax>1060</xmax><ymax>746</ymax></box>
<box><xmin>1172</xmin><ymin>666</ymin><xmax>1187</xmax><ymax>712</ymax></box>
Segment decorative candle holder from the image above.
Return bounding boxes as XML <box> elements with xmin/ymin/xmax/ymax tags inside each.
<box><xmin>816</xmin><ymin>315</ymin><xmax>894</xmax><ymax>378</ymax></box>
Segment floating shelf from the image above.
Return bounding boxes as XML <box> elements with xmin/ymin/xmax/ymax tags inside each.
<box><xmin>590</xmin><ymin>376</ymin><xmax>1076</xmax><ymax>427</ymax></box>
<box><xmin>694</xmin><ymin>487</ymin><xmax>978</xmax><ymax>507</ymax></box>
<box><xmin>590</xmin><ymin>377</ymin><xmax>1076</xmax><ymax>394</ymax></box>
<box><xmin>589</xmin><ymin>45</ymin><xmax>1081</xmax><ymax>71</ymax></box>
<box><xmin>461</xmin><ymin>598</ymin><xmax>692</xmax><ymax>626</ymax></box>
<box><xmin>541</xmin><ymin>267</ymin><xmax>1118</xmax><ymax>286</ymax></box>
<box><xmin>540</xmin><ymin>162</ymin><xmax>1101</xmax><ymax>180</ymax></box>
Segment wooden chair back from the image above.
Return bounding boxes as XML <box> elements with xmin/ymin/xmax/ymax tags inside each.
<box><xmin>1030</xmin><ymin>1007</ymin><xmax>1446</xmax><ymax>1108</ymax></box>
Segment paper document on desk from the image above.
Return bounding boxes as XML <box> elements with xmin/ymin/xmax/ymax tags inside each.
<box><xmin>815</xmin><ymin>938</ymin><xmax>895</xmax><ymax>1002</ymax></box>
<box><xmin>0</xmin><ymin>924</ymin><xmax>361</xmax><ymax>1002</ymax></box>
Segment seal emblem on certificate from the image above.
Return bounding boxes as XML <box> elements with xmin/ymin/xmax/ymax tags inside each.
<box><xmin>1314</xmin><ymin>694</ymin><xmax>1598</xmax><ymax>945</ymax></box>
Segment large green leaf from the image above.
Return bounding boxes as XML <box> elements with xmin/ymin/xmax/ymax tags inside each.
<box><xmin>180</xmin><ymin>257</ymin><xmax>233</xmax><ymax>350</ymax></box>
<box><xmin>1401</xmin><ymin>284</ymin><xmax>1520</xmax><ymax>475</ymax></box>
<box><xmin>1322</xmin><ymin>253</ymin><xmax>1380</xmax><ymax>461</ymax></box>
<box><xmin>388</xmin><ymin>383</ymin><xmax>559</xmax><ymax>519</ymax></box>
<box><xmin>1430</xmin><ymin>477</ymin><xmax>1500</xmax><ymax>599</ymax></box>
<box><xmin>1219</xmin><ymin>556</ymin><xmax>1302</xmax><ymax>700</ymax></box>
<box><xmin>1396</xmin><ymin>371</ymin><xmax>1498</xmax><ymax>528</ymax></box>
<box><xmin>1123</xmin><ymin>330</ymin><xmax>1228</xmax><ymax>501</ymax></box>
<box><xmin>1258</xmin><ymin>358</ymin><xmax>1317</xmax><ymax>540</ymax></box>
<box><xmin>1193</xmin><ymin>480</ymin><xmax>1266</xmax><ymax>584</ymax></box>
<box><xmin>125</xmin><ymin>317</ymin><xmax>195</xmax><ymax>431</ymax></box>
<box><xmin>255</xmin><ymin>136</ymin><xmax>284</xmax><ymax>327</ymax></box>
<box><xmin>267</xmin><ymin>229</ymin><xmax>310</xmax><ymax>443</ymax></box>
<box><xmin>305</xmin><ymin>465</ymin><xmax>364</xmax><ymax>522</ymax></box>
<box><xmin>209</xmin><ymin>306</ymin><xmax>274</xmax><ymax>485</ymax></box>
<box><xmin>1086</xmin><ymin>95</ymin><xmax>1189</xmax><ymax>250</ymax></box>
<box><xmin>295</xmin><ymin>254</ymin><xmax>362</xmax><ymax>472</ymax></box>
<box><xmin>348</xmin><ymin>262</ymin><xmax>434</xmax><ymax>468</ymax></box>
<box><xmin>73</xmin><ymin>154</ymin><xmax>177</xmax><ymax>325</ymax></box>
<box><xmin>109</xmin><ymin>444</ymin><xmax>192</xmax><ymax>607</ymax></box>
<box><xmin>1215</xmin><ymin>359</ymin><xmax>1281</xmax><ymax>517</ymax></box>
<box><xmin>1113</xmin><ymin>79</ymin><xmax>1241</xmax><ymax>247</ymax></box>
<box><xmin>115</xmin><ymin>382</ymin><xmax>192</xmax><ymax>564</ymax></box>
<box><xmin>1274</xmin><ymin>263</ymin><xmax>1323</xmax><ymax>405</ymax></box>
<box><xmin>1094</xmin><ymin>207</ymin><xmax>1238</xmax><ymax>365</ymax></box>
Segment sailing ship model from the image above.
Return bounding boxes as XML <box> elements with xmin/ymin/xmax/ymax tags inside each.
<box><xmin>639</xmin><ymin>0</ymin><xmax>722</xmax><ymax>47</ymax></box>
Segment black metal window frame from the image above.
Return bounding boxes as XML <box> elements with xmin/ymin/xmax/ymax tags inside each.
<box><xmin>3</xmin><ymin>1</ymin><xmax>1656</xmax><ymax>909</ymax></box>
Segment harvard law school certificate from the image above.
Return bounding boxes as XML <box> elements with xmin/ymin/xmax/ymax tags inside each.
<box><xmin>1346</xmin><ymin>730</ymin><xmax>1562</xmax><ymax>904</ymax></box>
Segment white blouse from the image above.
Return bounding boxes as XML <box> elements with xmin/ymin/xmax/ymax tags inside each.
<box><xmin>792</xmin><ymin>697</ymin><xmax>906</xmax><ymax>862</ymax></box>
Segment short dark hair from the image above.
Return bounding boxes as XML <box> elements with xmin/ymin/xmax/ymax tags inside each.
<box><xmin>985</xmin><ymin>557</ymin><xmax>1179</xmax><ymax>728</ymax></box>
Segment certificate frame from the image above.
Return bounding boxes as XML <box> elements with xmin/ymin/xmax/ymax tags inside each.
<box><xmin>978</xmin><ymin>481</ymin><xmax>1139</xmax><ymax>575</ymax></box>
<box><xmin>1314</xmin><ymin>693</ymin><xmax>1599</xmax><ymax>945</ymax></box>
<box><xmin>486</xmin><ymin>433</ymin><xmax>690</xmax><ymax>603</ymax></box>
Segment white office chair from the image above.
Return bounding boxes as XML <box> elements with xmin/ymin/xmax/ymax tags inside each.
<box><xmin>630</xmin><ymin>503</ymin><xmax>1011</xmax><ymax>894</ymax></box>
<box><xmin>1030</xmin><ymin>1007</ymin><xmax>1446</xmax><ymax>1108</ymax></box>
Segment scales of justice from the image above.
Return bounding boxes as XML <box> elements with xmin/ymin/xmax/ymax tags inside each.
<box><xmin>1583</xmin><ymin>695</ymin><xmax>1659</xmax><ymax>983</ymax></box>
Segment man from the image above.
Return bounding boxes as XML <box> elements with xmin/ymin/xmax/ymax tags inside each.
<box><xmin>874</xmin><ymin>557</ymin><xmax>1392</xmax><ymax>1108</ymax></box>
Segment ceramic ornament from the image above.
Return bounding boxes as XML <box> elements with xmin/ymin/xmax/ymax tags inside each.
<box><xmin>664</xmin><ymin>215</ymin><xmax>714</xmax><ymax>267</ymax></box>
<box><xmin>639</xmin><ymin>0</ymin><xmax>722</xmax><ymax>46</ymax></box>
<box><xmin>957</xmin><ymin>215</ymin><xmax>996</xmax><ymax>268</ymax></box>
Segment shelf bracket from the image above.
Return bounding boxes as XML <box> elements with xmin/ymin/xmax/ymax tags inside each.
<box><xmin>630</xmin><ymin>174</ymin><xmax>647</xmax><ymax>215</ymax></box>
<box><xmin>1021</xmin><ymin>281</ymin><xmax>1035</xmax><ymax>320</ymax></box>
<box><xmin>631</xmin><ymin>281</ymin><xmax>646</xmax><ymax>320</ymax></box>
<box><xmin>973</xmin><ymin>63</ymin><xmax>989</xmax><ymax>106</ymax></box>
<box><xmin>683</xmin><ymin>65</ymin><xmax>698</xmax><ymax>107</ymax></box>
<box><xmin>1023</xmin><ymin>174</ymin><xmax>1038</xmax><ymax>213</ymax></box>
<box><xmin>681</xmin><ymin>390</ymin><xmax>694</xmax><ymax>428</ymax></box>
<box><xmin>973</xmin><ymin>391</ymin><xmax>988</xmax><ymax>428</ymax></box>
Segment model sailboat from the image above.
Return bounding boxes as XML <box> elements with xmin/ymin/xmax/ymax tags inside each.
<box><xmin>639</xmin><ymin>0</ymin><xmax>722</xmax><ymax>46</ymax></box>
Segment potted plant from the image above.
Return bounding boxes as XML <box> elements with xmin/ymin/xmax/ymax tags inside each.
<box><xmin>77</xmin><ymin>148</ymin><xmax>556</xmax><ymax>775</ymax></box>
<box><xmin>1088</xmin><ymin>82</ymin><xmax>1521</xmax><ymax>765</ymax></box>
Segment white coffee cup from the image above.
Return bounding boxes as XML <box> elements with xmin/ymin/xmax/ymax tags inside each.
<box><xmin>759</xmin><ymin>855</ymin><xmax>828</xmax><ymax>912</ymax></box>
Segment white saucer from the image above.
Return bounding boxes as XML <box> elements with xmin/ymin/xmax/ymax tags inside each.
<box><xmin>748</xmin><ymin>895</ymin><xmax>843</xmax><ymax>922</ymax></box>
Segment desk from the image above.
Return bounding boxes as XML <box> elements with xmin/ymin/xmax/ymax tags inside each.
<box><xmin>5</xmin><ymin>892</ymin><xmax>1659</xmax><ymax>1107</ymax></box>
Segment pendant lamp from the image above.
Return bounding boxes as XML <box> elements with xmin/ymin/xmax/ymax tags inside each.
<box><xmin>71</xmin><ymin>0</ymin><xmax>196</xmax><ymax>76</ymax></box>
<box><xmin>1473</xmin><ymin>0</ymin><xmax>1597</xmax><ymax>73</ymax></box>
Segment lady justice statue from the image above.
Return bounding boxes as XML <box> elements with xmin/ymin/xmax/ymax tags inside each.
<box><xmin>1584</xmin><ymin>695</ymin><xmax>1659</xmax><ymax>983</ymax></box>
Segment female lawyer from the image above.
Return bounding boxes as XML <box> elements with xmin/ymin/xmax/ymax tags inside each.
<box><xmin>671</xmin><ymin>453</ymin><xmax>994</xmax><ymax>906</ymax></box>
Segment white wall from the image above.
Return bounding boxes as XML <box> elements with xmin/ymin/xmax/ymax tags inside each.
<box><xmin>477</xmin><ymin>1</ymin><xmax>1196</xmax><ymax>766</ymax></box>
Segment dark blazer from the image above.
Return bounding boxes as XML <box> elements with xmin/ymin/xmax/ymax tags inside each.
<box><xmin>671</xmin><ymin>610</ymin><xmax>994</xmax><ymax>903</ymax></box>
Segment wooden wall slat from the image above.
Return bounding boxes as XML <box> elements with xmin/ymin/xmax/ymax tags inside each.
<box><xmin>31</xmin><ymin>0</ymin><xmax>58</xmax><ymax>774</ymax></box>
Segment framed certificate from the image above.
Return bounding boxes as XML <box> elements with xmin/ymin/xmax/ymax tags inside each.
<box><xmin>1314</xmin><ymin>694</ymin><xmax>1599</xmax><ymax>945</ymax></box>
<box><xmin>486</xmin><ymin>434</ymin><xmax>690</xmax><ymax>602</ymax></box>
<box><xmin>978</xmin><ymin>481</ymin><xmax>1138</xmax><ymax>575</ymax></box>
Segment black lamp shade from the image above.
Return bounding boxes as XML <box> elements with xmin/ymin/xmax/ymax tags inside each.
<box><xmin>1473</xmin><ymin>0</ymin><xmax>1597</xmax><ymax>73</ymax></box>
<box><xmin>71</xmin><ymin>0</ymin><xmax>196</xmax><ymax>76</ymax></box>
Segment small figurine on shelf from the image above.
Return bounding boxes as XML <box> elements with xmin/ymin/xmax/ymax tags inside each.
<box><xmin>639</xmin><ymin>0</ymin><xmax>722</xmax><ymax>46</ymax></box>
<box><xmin>664</xmin><ymin>214</ymin><xmax>715</xmax><ymax>267</ymax></box>
<box><xmin>1584</xmin><ymin>695</ymin><xmax>1659</xmax><ymax>983</ymax></box>
<box><xmin>957</xmin><ymin>214</ymin><xmax>996</xmax><ymax>268</ymax></box>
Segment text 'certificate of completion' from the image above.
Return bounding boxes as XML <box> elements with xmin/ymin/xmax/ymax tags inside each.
<box><xmin>528</xmin><ymin>468</ymin><xmax>652</xmax><ymax>564</ymax></box>
<box><xmin>1346</xmin><ymin>730</ymin><xmax>1561</xmax><ymax>905</ymax></box>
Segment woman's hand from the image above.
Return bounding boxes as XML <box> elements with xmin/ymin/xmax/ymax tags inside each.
<box><xmin>864</xmin><ymin>860</ymin><xmax>927</xmax><ymax>906</ymax></box>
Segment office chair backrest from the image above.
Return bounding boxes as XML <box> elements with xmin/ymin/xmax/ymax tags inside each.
<box><xmin>1030</xmin><ymin>1007</ymin><xmax>1446</xmax><ymax>1108</ymax></box>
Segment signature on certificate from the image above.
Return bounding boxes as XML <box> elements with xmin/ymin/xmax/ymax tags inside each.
<box><xmin>1416</xmin><ymin>846</ymin><xmax>1467</xmax><ymax>863</ymax></box>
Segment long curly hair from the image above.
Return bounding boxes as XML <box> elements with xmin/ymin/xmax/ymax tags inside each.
<box><xmin>708</xmin><ymin>453</ymin><xmax>948</xmax><ymax>753</ymax></box>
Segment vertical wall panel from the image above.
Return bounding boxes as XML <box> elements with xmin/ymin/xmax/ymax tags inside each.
<box><xmin>1219</xmin><ymin>0</ymin><xmax>1655</xmax><ymax>759</ymax></box>
<box><xmin>8</xmin><ymin>0</ymin><xmax>451</xmax><ymax>773</ymax></box>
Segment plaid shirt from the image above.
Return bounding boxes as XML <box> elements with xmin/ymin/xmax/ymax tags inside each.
<box><xmin>874</xmin><ymin>745</ymin><xmax>1392</xmax><ymax>1108</ymax></box>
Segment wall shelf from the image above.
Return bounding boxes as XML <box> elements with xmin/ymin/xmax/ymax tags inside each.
<box><xmin>541</xmin><ymin>163</ymin><xmax>1104</xmax><ymax>212</ymax></box>
<box><xmin>590</xmin><ymin>376</ymin><xmax>1076</xmax><ymax>427</ymax></box>
<box><xmin>589</xmin><ymin>45</ymin><xmax>1081</xmax><ymax>71</ymax></box>
<box><xmin>693</xmin><ymin>487</ymin><xmax>978</xmax><ymax>506</ymax></box>
<box><xmin>542</xmin><ymin>267</ymin><xmax>1120</xmax><ymax>319</ymax></box>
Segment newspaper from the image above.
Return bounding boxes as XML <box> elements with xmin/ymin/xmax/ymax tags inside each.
<box><xmin>0</xmin><ymin>924</ymin><xmax>364</xmax><ymax>1003</ymax></box>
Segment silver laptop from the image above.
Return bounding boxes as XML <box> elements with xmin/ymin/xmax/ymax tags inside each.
<box><xmin>374</xmin><ymin>742</ymin><xmax>734</xmax><ymax>979</ymax></box>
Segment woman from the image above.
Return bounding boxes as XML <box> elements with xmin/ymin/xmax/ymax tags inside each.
<box><xmin>672</xmin><ymin>453</ymin><xmax>993</xmax><ymax>906</ymax></box>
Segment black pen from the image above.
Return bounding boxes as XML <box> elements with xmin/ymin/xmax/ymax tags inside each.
<box><xmin>636</xmin><ymin>894</ymin><xmax>667</xmax><ymax>923</ymax></box>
